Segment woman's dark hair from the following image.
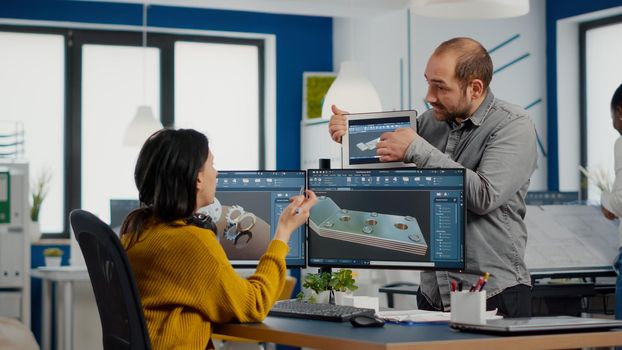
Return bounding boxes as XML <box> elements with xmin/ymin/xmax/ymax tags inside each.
<box><xmin>612</xmin><ymin>83</ymin><xmax>622</xmax><ymax>111</ymax></box>
<box><xmin>120</xmin><ymin>128</ymin><xmax>210</xmax><ymax>246</ymax></box>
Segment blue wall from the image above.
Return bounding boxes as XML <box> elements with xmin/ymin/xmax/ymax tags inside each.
<box><xmin>545</xmin><ymin>0</ymin><xmax>622</xmax><ymax>190</ymax></box>
<box><xmin>0</xmin><ymin>0</ymin><xmax>333</xmax><ymax>170</ymax></box>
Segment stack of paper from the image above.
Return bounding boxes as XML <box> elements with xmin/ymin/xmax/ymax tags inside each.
<box><xmin>377</xmin><ymin>309</ymin><xmax>501</xmax><ymax>323</ymax></box>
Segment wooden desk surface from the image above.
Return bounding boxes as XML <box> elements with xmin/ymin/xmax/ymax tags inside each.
<box><xmin>213</xmin><ymin>316</ymin><xmax>622</xmax><ymax>350</ymax></box>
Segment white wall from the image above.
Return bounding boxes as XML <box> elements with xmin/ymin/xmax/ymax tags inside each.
<box><xmin>333</xmin><ymin>0</ymin><xmax>548</xmax><ymax>190</ymax></box>
<box><xmin>333</xmin><ymin>10</ymin><xmax>408</xmax><ymax>112</ymax></box>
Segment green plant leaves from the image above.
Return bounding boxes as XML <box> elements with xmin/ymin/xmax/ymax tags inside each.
<box><xmin>301</xmin><ymin>269</ymin><xmax>358</xmax><ymax>297</ymax></box>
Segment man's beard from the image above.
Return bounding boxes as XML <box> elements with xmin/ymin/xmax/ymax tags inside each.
<box><xmin>432</xmin><ymin>104</ymin><xmax>471</xmax><ymax>121</ymax></box>
<box><xmin>431</xmin><ymin>100</ymin><xmax>471</xmax><ymax>122</ymax></box>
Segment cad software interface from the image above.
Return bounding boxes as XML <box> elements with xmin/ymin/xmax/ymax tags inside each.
<box><xmin>307</xmin><ymin>169</ymin><xmax>464</xmax><ymax>269</ymax></box>
<box><xmin>348</xmin><ymin>116</ymin><xmax>412</xmax><ymax>164</ymax></box>
<box><xmin>213</xmin><ymin>171</ymin><xmax>306</xmax><ymax>267</ymax></box>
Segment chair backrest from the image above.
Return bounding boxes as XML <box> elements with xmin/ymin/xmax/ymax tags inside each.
<box><xmin>70</xmin><ymin>209</ymin><xmax>151</xmax><ymax>350</ymax></box>
<box><xmin>278</xmin><ymin>276</ymin><xmax>297</xmax><ymax>300</ymax></box>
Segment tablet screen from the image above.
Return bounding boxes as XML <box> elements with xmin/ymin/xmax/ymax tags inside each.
<box><xmin>342</xmin><ymin>110</ymin><xmax>417</xmax><ymax>169</ymax></box>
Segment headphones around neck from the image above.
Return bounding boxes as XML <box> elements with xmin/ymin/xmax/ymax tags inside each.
<box><xmin>187</xmin><ymin>212</ymin><xmax>218</xmax><ymax>235</ymax></box>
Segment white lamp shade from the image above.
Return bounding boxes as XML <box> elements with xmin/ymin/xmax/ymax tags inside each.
<box><xmin>410</xmin><ymin>0</ymin><xmax>529</xmax><ymax>19</ymax></box>
<box><xmin>321</xmin><ymin>61</ymin><xmax>382</xmax><ymax>119</ymax></box>
<box><xmin>123</xmin><ymin>105</ymin><xmax>162</xmax><ymax>146</ymax></box>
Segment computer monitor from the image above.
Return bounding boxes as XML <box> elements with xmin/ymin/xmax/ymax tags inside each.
<box><xmin>110</xmin><ymin>199</ymin><xmax>140</xmax><ymax>232</ymax></box>
<box><xmin>525</xmin><ymin>191</ymin><xmax>579</xmax><ymax>205</ymax></box>
<box><xmin>307</xmin><ymin>168</ymin><xmax>465</xmax><ymax>270</ymax></box>
<box><xmin>210</xmin><ymin>170</ymin><xmax>306</xmax><ymax>267</ymax></box>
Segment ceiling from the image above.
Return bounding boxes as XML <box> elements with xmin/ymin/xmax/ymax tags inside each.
<box><xmin>96</xmin><ymin>0</ymin><xmax>411</xmax><ymax>18</ymax></box>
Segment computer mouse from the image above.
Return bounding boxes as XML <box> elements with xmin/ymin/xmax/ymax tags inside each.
<box><xmin>350</xmin><ymin>315</ymin><xmax>385</xmax><ymax>328</ymax></box>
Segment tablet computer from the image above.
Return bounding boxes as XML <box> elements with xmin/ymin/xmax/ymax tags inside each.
<box><xmin>450</xmin><ymin>316</ymin><xmax>622</xmax><ymax>334</ymax></box>
<box><xmin>342</xmin><ymin>110</ymin><xmax>417</xmax><ymax>169</ymax></box>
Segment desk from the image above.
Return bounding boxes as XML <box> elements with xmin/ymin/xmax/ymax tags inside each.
<box><xmin>213</xmin><ymin>316</ymin><xmax>622</xmax><ymax>350</ymax></box>
<box><xmin>379</xmin><ymin>281</ymin><xmax>617</xmax><ymax>315</ymax></box>
<box><xmin>31</xmin><ymin>266</ymin><xmax>90</xmax><ymax>350</ymax></box>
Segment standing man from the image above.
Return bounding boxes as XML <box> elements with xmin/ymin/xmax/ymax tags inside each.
<box><xmin>329</xmin><ymin>37</ymin><xmax>537</xmax><ymax>317</ymax></box>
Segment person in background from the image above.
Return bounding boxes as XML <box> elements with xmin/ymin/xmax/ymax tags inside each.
<box><xmin>329</xmin><ymin>37</ymin><xmax>537</xmax><ymax>317</ymax></box>
<box><xmin>120</xmin><ymin>128</ymin><xmax>317</xmax><ymax>349</ymax></box>
<box><xmin>600</xmin><ymin>82</ymin><xmax>622</xmax><ymax>321</ymax></box>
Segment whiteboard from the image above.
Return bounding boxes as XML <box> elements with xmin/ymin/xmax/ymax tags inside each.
<box><xmin>525</xmin><ymin>205</ymin><xmax>619</xmax><ymax>277</ymax></box>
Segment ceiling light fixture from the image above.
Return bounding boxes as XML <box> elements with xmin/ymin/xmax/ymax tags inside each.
<box><xmin>123</xmin><ymin>2</ymin><xmax>162</xmax><ymax>146</ymax></box>
<box><xmin>320</xmin><ymin>61</ymin><xmax>382</xmax><ymax>119</ymax></box>
<box><xmin>410</xmin><ymin>0</ymin><xmax>529</xmax><ymax>19</ymax></box>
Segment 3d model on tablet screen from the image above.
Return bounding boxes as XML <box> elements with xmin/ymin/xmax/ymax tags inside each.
<box><xmin>356</xmin><ymin>137</ymin><xmax>381</xmax><ymax>151</ymax></box>
<box><xmin>309</xmin><ymin>196</ymin><xmax>428</xmax><ymax>255</ymax></box>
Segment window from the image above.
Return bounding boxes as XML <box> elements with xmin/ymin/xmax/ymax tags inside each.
<box><xmin>580</xmin><ymin>15</ymin><xmax>622</xmax><ymax>201</ymax></box>
<box><xmin>0</xmin><ymin>26</ymin><xmax>264</xmax><ymax>237</ymax></box>
<box><xmin>0</xmin><ymin>30</ymin><xmax>65</xmax><ymax>233</ymax></box>
<box><xmin>175</xmin><ymin>41</ymin><xmax>260</xmax><ymax>170</ymax></box>
<box><xmin>81</xmin><ymin>44</ymin><xmax>160</xmax><ymax>223</ymax></box>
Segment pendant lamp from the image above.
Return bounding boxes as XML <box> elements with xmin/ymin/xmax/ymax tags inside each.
<box><xmin>321</xmin><ymin>61</ymin><xmax>382</xmax><ymax>119</ymax></box>
<box><xmin>123</xmin><ymin>2</ymin><xmax>162</xmax><ymax>146</ymax></box>
<box><xmin>410</xmin><ymin>0</ymin><xmax>529</xmax><ymax>19</ymax></box>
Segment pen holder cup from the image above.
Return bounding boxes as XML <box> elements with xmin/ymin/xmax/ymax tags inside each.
<box><xmin>450</xmin><ymin>290</ymin><xmax>486</xmax><ymax>324</ymax></box>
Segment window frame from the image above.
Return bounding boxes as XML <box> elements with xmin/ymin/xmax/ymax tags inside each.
<box><xmin>0</xmin><ymin>24</ymin><xmax>265</xmax><ymax>238</ymax></box>
<box><xmin>579</xmin><ymin>14</ymin><xmax>622</xmax><ymax>200</ymax></box>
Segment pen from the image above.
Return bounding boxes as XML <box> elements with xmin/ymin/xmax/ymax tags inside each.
<box><xmin>470</xmin><ymin>277</ymin><xmax>484</xmax><ymax>292</ymax></box>
<box><xmin>478</xmin><ymin>272</ymin><xmax>490</xmax><ymax>292</ymax></box>
<box><xmin>295</xmin><ymin>186</ymin><xmax>304</xmax><ymax>214</ymax></box>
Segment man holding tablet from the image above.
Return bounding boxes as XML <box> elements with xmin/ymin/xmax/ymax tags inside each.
<box><xmin>329</xmin><ymin>37</ymin><xmax>537</xmax><ymax>317</ymax></box>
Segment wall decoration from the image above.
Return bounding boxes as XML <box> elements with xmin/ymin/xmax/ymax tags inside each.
<box><xmin>303</xmin><ymin>72</ymin><xmax>336</xmax><ymax>120</ymax></box>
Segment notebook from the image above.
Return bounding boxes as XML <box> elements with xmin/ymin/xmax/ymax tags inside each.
<box><xmin>450</xmin><ymin>316</ymin><xmax>622</xmax><ymax>334</ymax></box>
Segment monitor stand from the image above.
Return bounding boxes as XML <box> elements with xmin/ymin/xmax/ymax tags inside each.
<box><xmin>318</xmin><ymin>158</ymin><xmax>336</xmax><ymax>303</ymax></box>
<box><xmin>318</xmin><ymin>267</ymin><xmax>336</xmax><ymax>304</ymax></box>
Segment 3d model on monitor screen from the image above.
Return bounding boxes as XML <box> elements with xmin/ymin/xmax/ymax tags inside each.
<box><xmin>309</xmin><ymin>196</ymin><xmax>428</xmax><ymax>255</ymax></box>
<box><xmin>200</xmin><ymin>200</ymin><xmax>271</xmax><ymax>255</ymax></box>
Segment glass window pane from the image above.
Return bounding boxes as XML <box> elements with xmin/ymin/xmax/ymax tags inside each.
<box><xmin>586</xmin><ymin>22</ymin><xmax>622</xmax><ymax>201</ymax></box>
<box><xmin>175</xmin><ymin>41</ymin><xmax>259</xmax><ymax>170</ymax></box>
<box><xmin>81</xmin><ymin>44</ymin><xmax>160</xmax><ymax>223</ymax></box>
<box><xmin>0</xmin><ymin>32</ymin><xmax>64</xmax><ymax>233</ymax></box>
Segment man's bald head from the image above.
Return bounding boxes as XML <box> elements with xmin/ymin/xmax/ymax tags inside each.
<box><xmin>432</xmin><ymin>37</ymin><xmax>493</xmax><ymax>92</ymax></box>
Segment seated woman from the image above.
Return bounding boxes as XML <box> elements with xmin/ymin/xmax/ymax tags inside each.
<box><xmin>120</xmin><ymin>128</ymin><xmax>317</xmax><ymax>349</ymax></box>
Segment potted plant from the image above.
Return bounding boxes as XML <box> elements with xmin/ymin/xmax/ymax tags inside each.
<box><xmin>297</xmin><ymin>269</ymin><xmax>358</xmax><ymax>304</ymax></box>
<box><xmin>43</xmin><ymin>248</ymin><xmax>63</xmax><ymax>267</ymax></box>
<box><xmin>297</xmin><ymin>271</ymin><xmax>332</xmax><ymax>303</ymax></box>
<box><xmin>330</xmin><ymin>269</ymin><xmax>358</xmax><ymax>305</ymax></box>
<box><xmin>30</xmin><ymin>168</ymin><xmax>52</xmax><ymax>242</ymax></box>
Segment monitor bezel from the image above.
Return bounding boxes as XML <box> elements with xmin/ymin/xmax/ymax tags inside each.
<box><xmin>342</xmin><ymin>110</ymin><xmax>418</xmax><ymax>169</ymax></box>
<box><xmin>305</xmin><ymin>168</ymin><xmax>466</xmax><ymax>271</ymax></box>
<box><xmin>215</xmin><ymin>170</ymin><xmax>307</xmax><ymax>268</ymax></box>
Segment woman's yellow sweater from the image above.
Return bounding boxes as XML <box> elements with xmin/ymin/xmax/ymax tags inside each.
<box><xmin>122</xmin><ymin>221</ymin><xmax>288</xmax><ymax>349</ymax></box>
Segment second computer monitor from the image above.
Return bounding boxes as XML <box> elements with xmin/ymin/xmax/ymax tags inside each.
<box><xmin>212</xmin><ymin>170</ymin><xmax>306</xmax><ymax>267</ymax></box>
<box><xmin>307</xmin><ymin>168</ymin><xmax>465</xmax><ymax>270</ymax></box>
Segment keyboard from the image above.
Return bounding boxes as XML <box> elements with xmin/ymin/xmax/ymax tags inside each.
<box><xmin>269</xmin><ymin>300</ymin><xmax>376</xmax><ymax>322</ymax></box>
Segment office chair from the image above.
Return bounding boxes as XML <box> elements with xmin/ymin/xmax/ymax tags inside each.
<box><xmin>70</xmin><ymin>209</ymin><xmax>151</xmax><ymax>350</ymax></box>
